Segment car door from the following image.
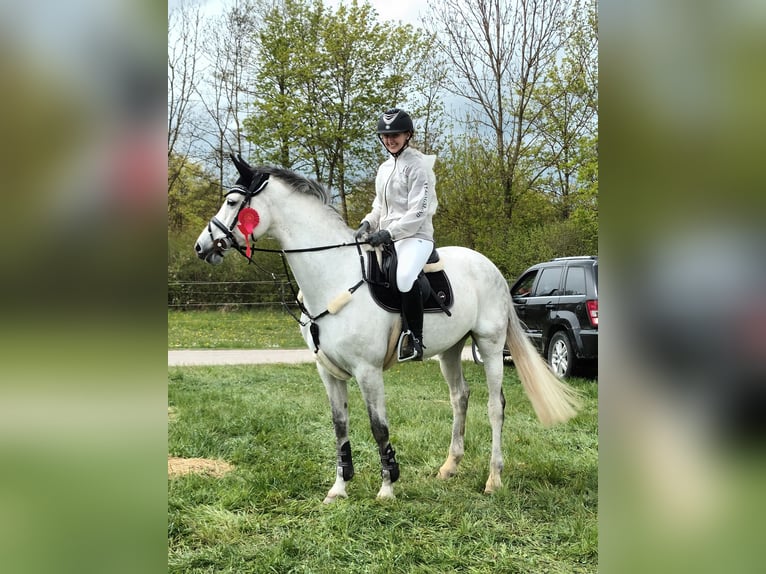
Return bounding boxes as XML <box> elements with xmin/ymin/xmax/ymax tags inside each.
<box><xmin>558</xmin><ymin>264</ymin><xmax>588</xmax><ymax>339</ymax></box>
<box><xmin>511</xmin><ymin>269</ymin><xmax>539</xmax><ymax>324</ymax></box>
<box><xmin>524</xmin><ymin>266</ymin><xmax>563</xmax><ymax>353</ymax></box>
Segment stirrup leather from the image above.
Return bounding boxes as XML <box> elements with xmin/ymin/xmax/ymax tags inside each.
<box><xmin>397</xmin><ymin>330</ymin><xmax>423</xmax><ymax>362</ymax></box>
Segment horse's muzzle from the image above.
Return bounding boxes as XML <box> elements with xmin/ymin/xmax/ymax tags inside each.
<box><xmin>195</xmin><ymin>241</ymin><xmax>225</xmax><ymax>264</ymax></box>
<box><xmin>194</xmin><ymin>241</ymin><xmax>206</xmax><ymax>259</ymax></box>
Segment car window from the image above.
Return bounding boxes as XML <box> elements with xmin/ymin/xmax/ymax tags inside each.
<box><xmin>564</xmin><ymin>266</ymin><xmax>586</xmax><ymax>296</ymax></box>
<box><xmin>533</xmin><ymin>267</ymin><xmax>563</xmax><ymax>296</ymax></box>
<box><xmin>512</xmin><ymin>271</ymin><xmax>538</xmax><ymax>297</ymax></box>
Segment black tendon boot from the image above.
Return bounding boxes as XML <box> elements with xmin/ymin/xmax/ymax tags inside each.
<box><xmin>399</xmin><ymin>282</ymin><xmax>424</xmax><ymax>362</ymax></box>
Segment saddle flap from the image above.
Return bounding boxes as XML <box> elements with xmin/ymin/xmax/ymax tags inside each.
<box><xmin>366</xmin><ymin>246</ymin><xmax>453</xmax><ymax>314</ymax></box>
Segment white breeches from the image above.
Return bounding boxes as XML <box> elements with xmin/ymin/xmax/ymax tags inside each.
<box><xmin>394</xmin><ymin>237</ymin><xmax>434</xmax><ymax>292</ymax></box>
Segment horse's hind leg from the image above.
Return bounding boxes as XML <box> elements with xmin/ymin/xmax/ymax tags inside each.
<box><xmin>437</xmin><ymin>338</ymin><xmax>470</xmax><ymax>480</ymax></box>
<box><xmin>318</xmin><ymin>365</ymin><xmax>353</xmax><ymax>504</ymax></box>
<box><xmin>354</xmin><ymin>366</ymin><xmax>398</xmax><ymax>500</ymax></box>
<box><xmin>479</xmin><ymin>342</ymin><xmax>506</xmax><ymax>494</ymax></box>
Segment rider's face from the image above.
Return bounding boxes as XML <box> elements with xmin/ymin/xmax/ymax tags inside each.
<box><xmin>381</xmin><ymin>132</ymin><xmax>409</xmax><ymax>155</ymax></box>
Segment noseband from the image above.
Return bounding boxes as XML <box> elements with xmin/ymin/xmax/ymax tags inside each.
<box><xmin>207</xmin><ymin>173</ymin><xmax>270</xmax><ymax>254</ymax></box>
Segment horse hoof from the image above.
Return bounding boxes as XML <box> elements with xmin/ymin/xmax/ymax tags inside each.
<box><xmin>438</xmin><ymin>456</ymin><xmax>461</xmax><ymax>479</ymax></box>
<box><xmin>484</xmin><ymin>477</ymin><xmax>502</xmax><ymax>494</ymax></box>
<box><xmin>323</xmin><ymin>490</ymin><xmax>348</xmax><ymax>504</ymax></box>
<box><xmin>437</xmin><ymin>466</ymin><xmax>456</xmax><ymax>480</ymax></box>
<box><xmin>376</xmin><ymin>484</ymin><xmax>396</xmax><ymax>500</ymax></box>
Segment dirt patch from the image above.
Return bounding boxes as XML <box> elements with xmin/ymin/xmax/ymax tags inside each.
<box><xmin>168</xmin><ymin>456</ymin><xmax>234</xmax><ymax>478</ymax></box>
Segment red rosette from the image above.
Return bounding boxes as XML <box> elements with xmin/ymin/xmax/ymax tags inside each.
<box><xmin>237</xmin><ymin>208</ymin><xmax>260</xmax><ymax>258</ymax></box>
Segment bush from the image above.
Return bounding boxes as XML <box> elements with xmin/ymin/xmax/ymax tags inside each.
<box><xmin>168</xmin><ymin>232</ymin><xmax>292</xmax><ymax>309</ymax></box>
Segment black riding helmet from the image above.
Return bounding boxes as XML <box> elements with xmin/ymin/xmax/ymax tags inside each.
<box><xmin>377</xmin><ymin>108</ymin><xmax>414</xmax><ymax>156</ymax></box>
<box><xmin>377</xmin><ymin>108</ymin><xmax>414</xmax><ymax>134</ymax></box>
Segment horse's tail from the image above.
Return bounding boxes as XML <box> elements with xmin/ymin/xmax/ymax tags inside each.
<box><xmin>506</xmin><ymin>307</ymin><xmax>583</xmax><ymax>426</ymax></box>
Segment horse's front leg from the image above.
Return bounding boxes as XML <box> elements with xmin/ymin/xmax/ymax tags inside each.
<box><xmin>318</xmin><ymin>364</ymin><xmax>353</xmax><ymax>504</ymax></box>
<box><xmin>356</xmin><ymin>366</ymin><xmax>399</xmax><ymax>500</ymax></box>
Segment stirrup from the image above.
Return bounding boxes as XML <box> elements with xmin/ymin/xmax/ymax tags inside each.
<box><xmin>397</xmin><ymin>330</ymin><xmax>423</xmax><ymax>362</ymax></box>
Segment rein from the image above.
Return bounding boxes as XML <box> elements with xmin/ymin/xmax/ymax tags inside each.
<box><xmin>238</xmin><ymin>240</ymin><xmax>367</xmax><ymax>255</ymax></box>
<box><xmin>228</xmin><ymin>228</ymin><xmax>373</xmax><ymax>353</ymax></box>
<box><xmin>233</xmin><ymin>240</ymin><xmax>370</xmax><ymax>336</ymax></box>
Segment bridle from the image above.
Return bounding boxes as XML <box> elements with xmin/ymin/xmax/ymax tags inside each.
<box><xmin>206</xmin><ymin>173</ymin><xmax>373</xmax><ymax>260</ymax></box>
<box><xmin>206</xmin><ymin>172</ymin><xmax>270</xmax><ymax>256</ymax></box>
<box><xmin>203</xmin><ymin>171</ymin><xmax>377</xmax><ymax>348</ymax></box>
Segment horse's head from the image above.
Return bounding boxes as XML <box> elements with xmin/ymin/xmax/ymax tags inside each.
<box><xmin>194</xmin><ymin>154</ymin><xmax>272</xmax><ymax>264</ymax></box>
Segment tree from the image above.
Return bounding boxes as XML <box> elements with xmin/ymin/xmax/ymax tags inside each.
<box><xmin>168</xmin><ymin>1</ymin><xmax>203</xmax><ymax>192</ymax></box>
<box><xmin>196</xmin><ymin>0</ymin><xmax>259</xmax><ymax>196</ymax></box>
<box><xmin>244</xmin><ymin>0</ymin><xmax>430</xmax><ymax>222</ymax></box>
<box><xmin>533</xmin><ymin>0</ymin><xmax>598</xmax><ymax>218</ymax></box>
<box><xmin>568</xmin><ymin>133</ymin><xmax>598</xmax><ymax>253</ymax></box>
<box><xmin>434</xmin><ymin>135</ymin><xmax>508</xmax><ymax>258</ymax></box>
<box><xmin>167</xmin><ymin>153</ymin><xmax>220</xmax><ymax>233</ymax></box>
<box><xmin>425</xmin><ymin>0</ymin><xmax>571</xmax><ymax>222</ymax></box>
<box><xmin>406</xmin><ymin>34</ymin><xmax>450</xmax><ymax>155</ymax></box>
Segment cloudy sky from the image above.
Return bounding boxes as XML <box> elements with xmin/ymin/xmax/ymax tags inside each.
<box><xmin>169</xmin><ymin>0</ymin><xmax>431</xmax><ymax>26</ymax></box>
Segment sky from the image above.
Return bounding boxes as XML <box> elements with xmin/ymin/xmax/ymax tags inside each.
<box><xmin>169</xmin><ymin>0</ymin><xmax>431</xmax><ymax>26</ymax></box>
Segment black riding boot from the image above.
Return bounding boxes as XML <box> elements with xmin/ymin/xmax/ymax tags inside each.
<box><xmin>399</xmin><ymin>282</ymin><xmax>424</xmax><ymax>362</ymax></box>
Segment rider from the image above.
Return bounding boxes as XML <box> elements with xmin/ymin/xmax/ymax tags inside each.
<box><xmin>353</xmin><ymin>108</ymin><xmax>438</xmax><ymax>361</ymax></box>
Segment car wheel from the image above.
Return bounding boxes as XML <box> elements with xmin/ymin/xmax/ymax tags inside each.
<box><xmin>471</xmin><ymin>340</ymin><xmax>484</xmax><ymax>365</ymax></box>
<box><xmin>548</xmin><ymin>331</ymin><xmax>574</xmax><ymax>378</ymax></box>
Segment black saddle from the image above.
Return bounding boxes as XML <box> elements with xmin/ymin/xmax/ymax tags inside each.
<box><xmin>366</xmin><ymin>243</ymin><xmax>454</xmax><ymax>314</ymax></box>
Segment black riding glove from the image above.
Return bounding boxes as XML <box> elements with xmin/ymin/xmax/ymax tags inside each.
<box><xmin>367</xmin><ymin>229</ymin><xmax>392</xmax><ymax>247</ymax></box>
<box><xmin>353</xmin><ymin>220</ymin><xmax>371</xmax><ymax>241</ymax></box>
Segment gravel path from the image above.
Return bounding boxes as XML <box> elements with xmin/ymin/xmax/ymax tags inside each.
<box><xmin>168</xmin><ymin>349</ymin><xmax>315</xmax><ymax>366</ymax></box>
<box><xmin>168</xmin><ymin>347</ymin><xmax>475</xmax><ymax>366</ymax></box>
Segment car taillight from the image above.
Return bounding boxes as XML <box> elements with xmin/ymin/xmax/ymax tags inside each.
<box><xmin>586</xmin><ymin>299</ymin><xmax>598</xmax><ymax>327</ymax></box>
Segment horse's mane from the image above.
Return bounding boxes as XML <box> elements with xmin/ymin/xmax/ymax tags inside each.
<box><xmin>256</xmin><ymin>165</ymin><xmax>332</xmax><ymax>205</ymax></box>
<box><xmin>251</xmin><ymin>165</ymin><xmax>349</xmax><ymax>227</ymax></box>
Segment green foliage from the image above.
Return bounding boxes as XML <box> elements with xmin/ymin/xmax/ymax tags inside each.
<box><xmin>501</xmin><ymin>220</ymin><xmax>596</xmax><ymax>280</ymax></box>
<box><xmin>434</xmin><ymin>136</ymin><xmax>506</xmax><ymax>248</ymax></box>
<box><xmin>168</xmin><ymin>231</ymin><xmax>293</xmax><ymax>308</ymax></box>
<box><xmin>569</xmin><ymin>136</ymin><xmax>599</xmax><ymax>255</ymax></box>
<box><xmin>433</xmin><ymin>135</ymin><xmax>596</xmax><ymax>280</ymax></box>
<box><xmin>168</xmin><ymin>154</ymin><xmax>221</xmax><ymax>233</ymax></box>
<box><xmin>168</xmin><ymin>362</ymin><xmax>597</xmax><ymax>572</ymax></box>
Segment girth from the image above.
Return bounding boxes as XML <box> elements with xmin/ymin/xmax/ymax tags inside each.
<box><xmin>366</xmin><ymin>244</ymin><xmax>454</xmax><ymax>314</ymax></box>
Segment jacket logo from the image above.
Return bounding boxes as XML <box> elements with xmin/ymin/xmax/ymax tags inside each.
<box><xmin>415</xmin><ymin>183</ymin><xmax>428</xmax><ymax>217</ymax></box>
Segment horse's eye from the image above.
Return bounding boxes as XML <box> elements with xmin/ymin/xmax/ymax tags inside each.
<box><xmin>226</xmin><ymin>199</ymin><xmax>237</xmax><ymax>206</ymax></box>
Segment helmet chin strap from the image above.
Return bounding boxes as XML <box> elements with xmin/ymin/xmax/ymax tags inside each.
<box><xmin>380</xmin><ymin>133</ymin><xmax>412</xmax><ymax>158</ymax></box>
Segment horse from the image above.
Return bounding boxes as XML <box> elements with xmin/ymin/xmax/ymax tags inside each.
<box><xmin>194</xmin><ymin>154</ymin><xmax>582</xmax><ymax>502</ymax></box>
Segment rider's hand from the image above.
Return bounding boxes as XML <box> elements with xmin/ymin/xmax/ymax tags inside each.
<box><xmin>353</xmin><ymin>221</ymin><xmax>371</xmax><ymax>241</ymax></box>
<box><xmin>367</xmin><ymin>229</ymin><xmax>392</xmax><ymax>247</ymax></box>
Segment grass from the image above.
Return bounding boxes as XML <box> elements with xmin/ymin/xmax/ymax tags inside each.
<box><xmin>168</xmin><ymin>361</ymin><xmax>598</xmax><ymax>573</ymax></box>
<box><xmin>168</xmin><ymin>308</ymin><xmax>307</xmax><ymax>349</ymax></box>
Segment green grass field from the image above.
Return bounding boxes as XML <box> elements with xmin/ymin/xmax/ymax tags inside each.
<box><xmin>168</xmin><ymin>359</ymin><xmax>598</xmax><ymax>573</ymax></box>
<box><xmin>168</xmin><ymin>308</ymin><xmax>307</xmax><ymax>349</ymax></box>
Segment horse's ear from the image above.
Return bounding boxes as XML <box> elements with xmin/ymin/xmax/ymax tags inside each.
<box><xmin>237</xmin><ymin>154</ymin><xmax>252</xmax><ymax>170</ymax></box>
<box><xmin>230</xmin><ymin>153</ymin><xmax>250</xmax><ymax>179</ymax></box>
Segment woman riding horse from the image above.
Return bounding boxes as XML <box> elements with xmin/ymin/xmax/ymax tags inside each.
<box><xmin>354</xmin><ymin>108</ymin><xmax>437</xmax><ymax>362</ymax></box>
<box><xmin>194</xmin><ymin>153</ymin><xmax>582</xmax><ymax>502</ymax></box>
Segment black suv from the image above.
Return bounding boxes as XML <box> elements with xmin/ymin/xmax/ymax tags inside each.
<box><xmin>472</xmin><ymin>256</ymin><xmax>598</xmax><ymax>378</ymax></box>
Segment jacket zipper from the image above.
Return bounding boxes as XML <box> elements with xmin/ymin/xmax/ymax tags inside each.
<box><xmin>383</xmin><ymin>156</ymin><xmax>397</xmax><ymax>217</ymax></box>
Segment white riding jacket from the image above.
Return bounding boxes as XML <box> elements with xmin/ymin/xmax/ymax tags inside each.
<box><xmin>363</xmin><ymin>147</ymin><xmax>437</xmax><ymax>242</ymax></box>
